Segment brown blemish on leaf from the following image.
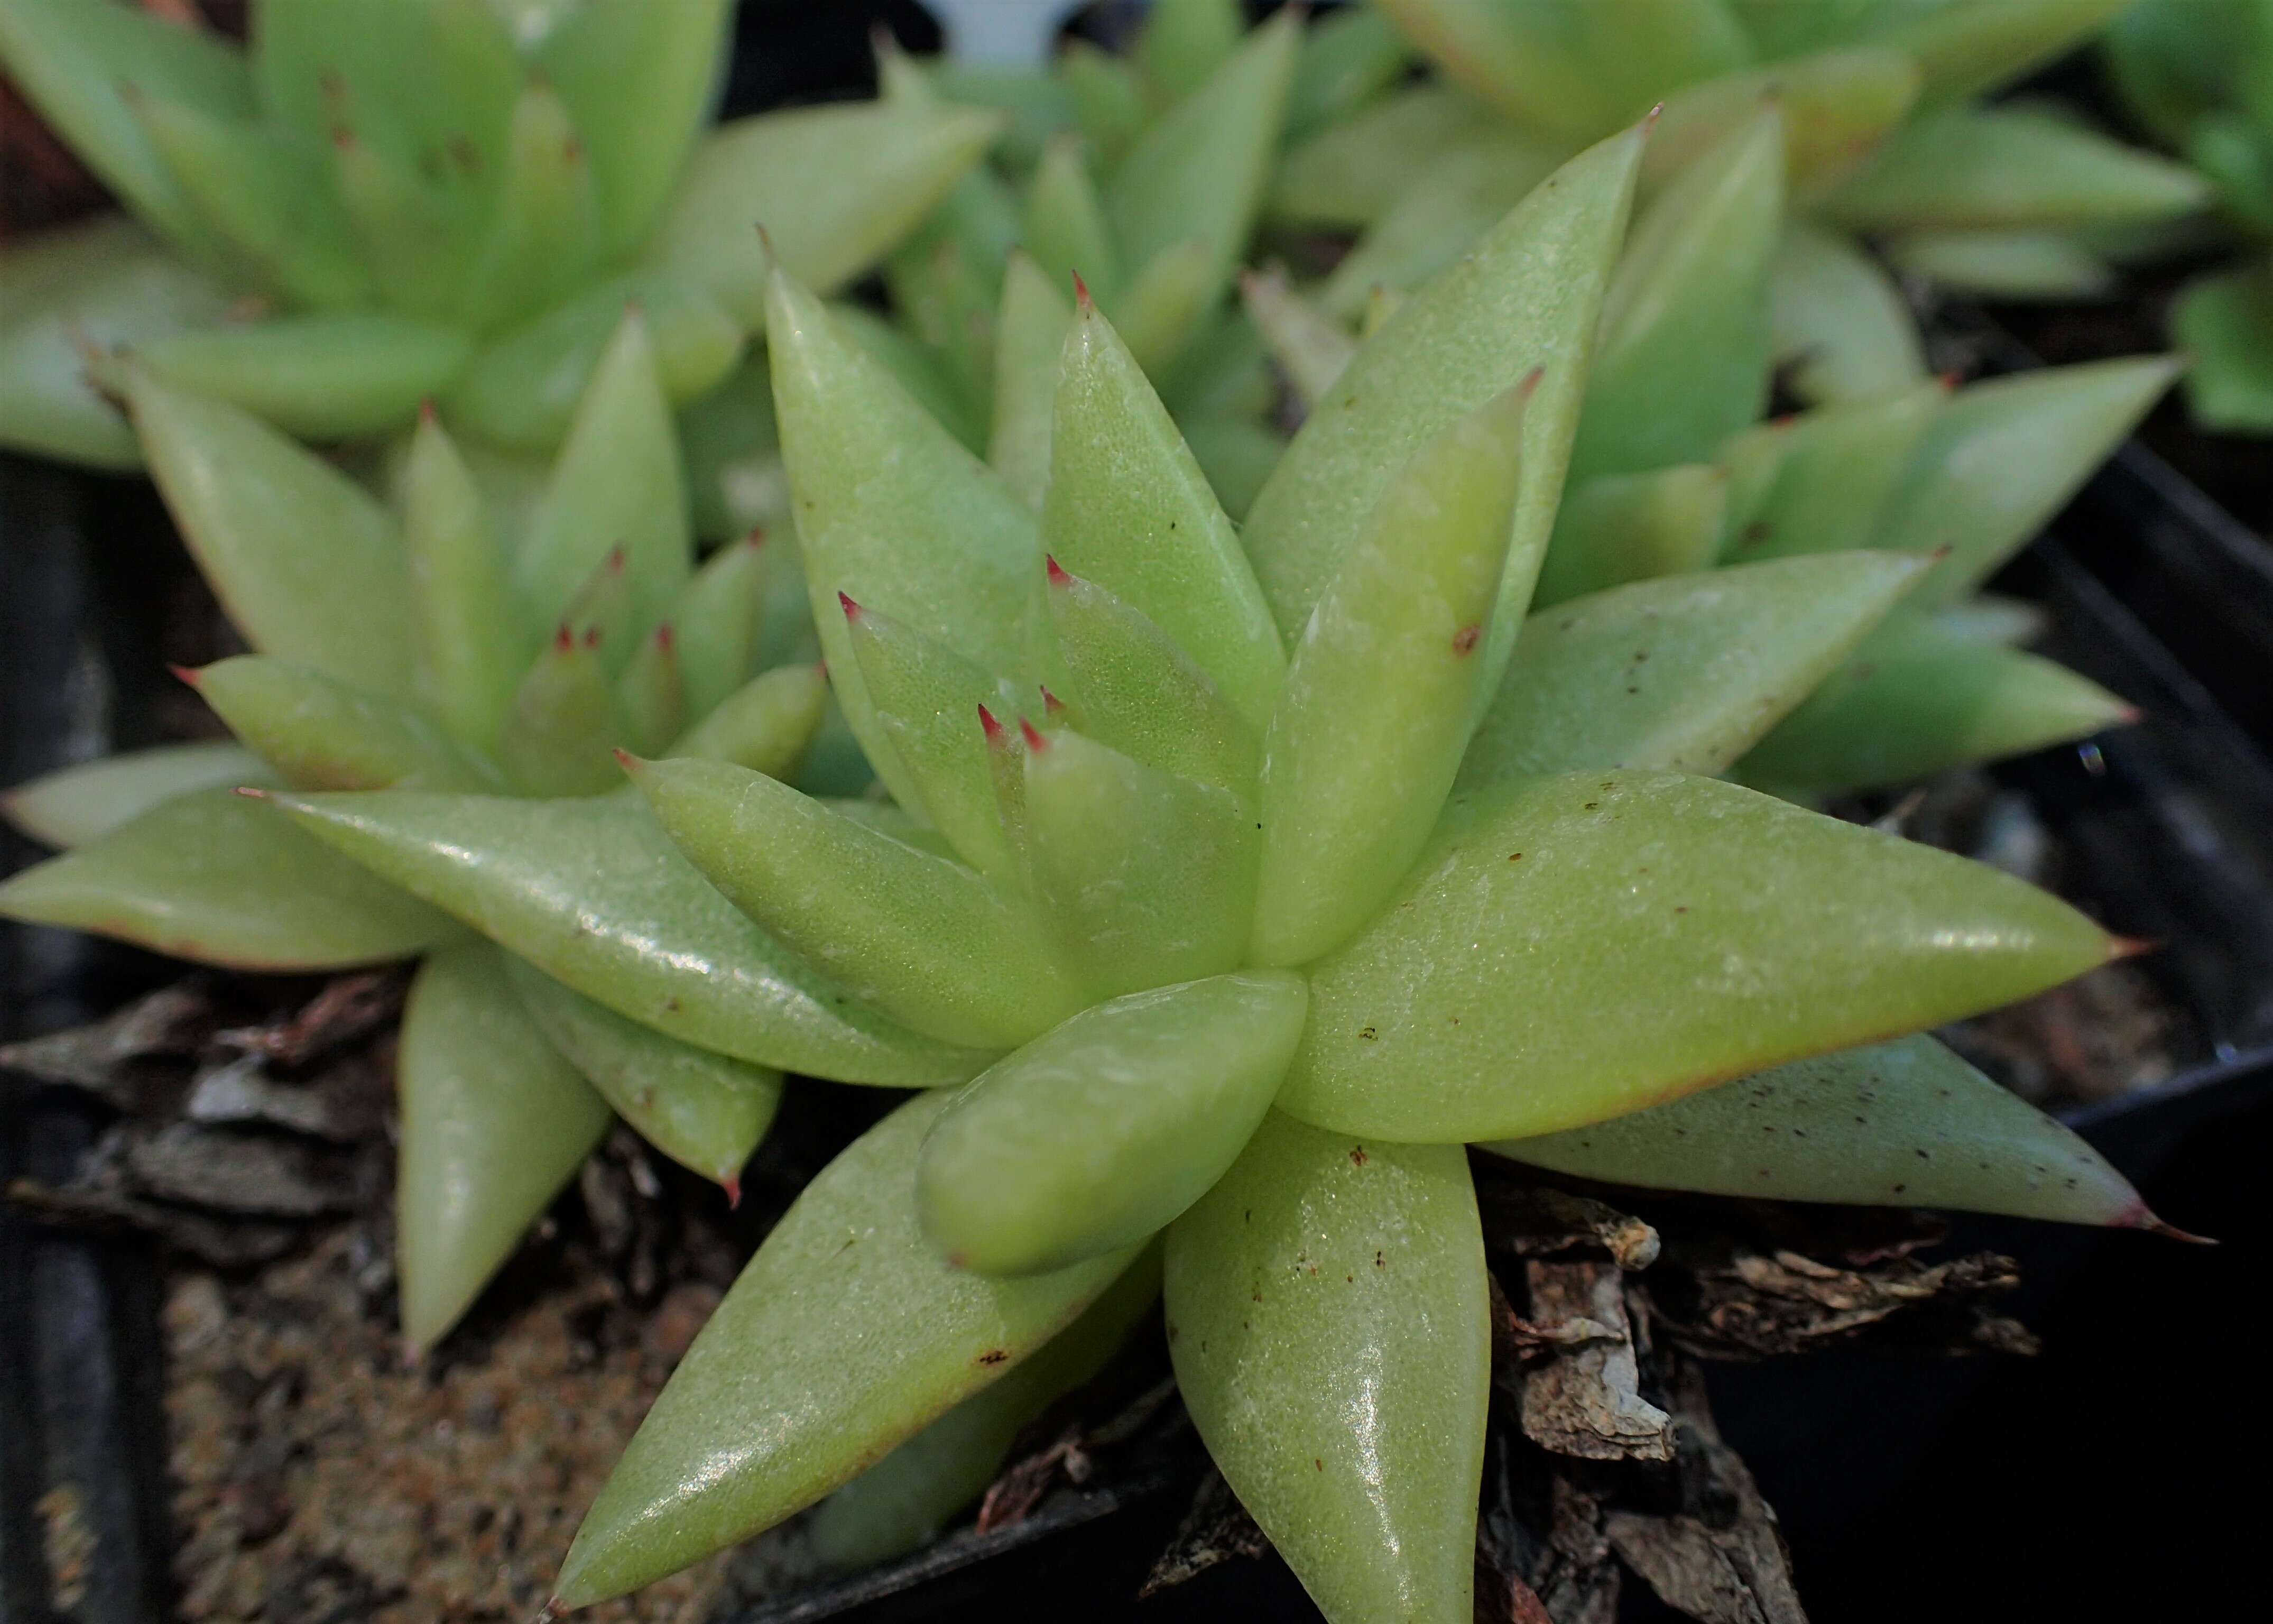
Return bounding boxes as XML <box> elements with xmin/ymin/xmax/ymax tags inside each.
<box><xmin>977</xmin><ymin>1349</ymin><xmax>1008</xmax><ymax>1366</ymax></box>
<box><xmin>1349</xmin><ymin>1146</ymin><xmax>1368</xmax><ymax>1167</ymax></box>
<box><xmin>1452</xmin><ymin>624</ymin><xmax>1481</xmax><ymax>655</ymax></box>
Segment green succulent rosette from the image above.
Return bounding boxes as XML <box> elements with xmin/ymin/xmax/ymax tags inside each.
<box><xmin>0</xmin><ymin>0</ymin><xmax>999</xmax><ymax>466</ymax></box>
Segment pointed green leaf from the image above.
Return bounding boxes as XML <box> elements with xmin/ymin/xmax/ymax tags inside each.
<box><xmin>1106</xmin><ymin>13</ymin><xmax>1299</xmax><ymax>335</ymax></box>
<box><xmin>1023</xmin><ymin>135</ymin><xmax>1121</xmax><ymax>307</ymax></box>
<box><xmin>2</xmin><ymin>743</ymin><xmax>274</xmax><ymax>850</ymax></box>
<box><xmin>1372</xmin><ymin>0</ymin><xmax>1621</xmax><ymax>135</ymax></box>
<box><xmin>1767</xmin><ymin>221</ymin><xmax>1929</xmax><ymax>405</ymax></box>
<box><xmin>398</xmin><ymin>940</ymin><xmax>611</xmax><ymax>1356</ymax></box>
<box><xmin>328</xmin><ymin>128</ymin><xmax>479</xmax><ymax>319</ymax></box>
<box><xmin>1135</xmin><ymin>0</ymin><xmax>1244</xmax><ymax>106</ymax></box>
<box><xmin>1720</xmin><ymin>381</ymin><xmax>1944</xmax><ymax>565</ymax></box>
<box><xmin>0</xmin><ymin>0</ymin><xmax>250</xmax><ymax>264</ymax></box>
<box><xmin>1316</xmin><ymin>137</ymin><xmax>1564</xmax><ymax>321</ymax></box>
<box><xmin>1179</xmin><ymin>412</ymin><xmax>1283</xmax><ymax>524</ymax></box>
<box><xmin>884</xmin><ymin>195</ymin><xmax>1008</xmax><ymax>432</ymax></box>
<box><xmin>766</xmin><ymin>269</ymin><xmax>1045</xmax><ymax>815</ymax></box>
<box><xmin>988</xmin><ymin>254</ymin><xmax>1074</xmax><ymax>511</ymax></box>
<box><xmin>127</xmin><ymin>366</ymin><xmax>415</xmax><ymax>698</ymax></box>
<box><xmin>617</xmin><ymin>625</ymin><xmax>687</xmax><ymax>756</ymax></box>
<box><xmin>649</xmin><ymin>101</ymin><xmax>1003</xmax><ymax>329</ymax></box>
<box><xmin>830</xmin><ymin>298</ymin><xmax>987</xmax><ymax>455</ymax></box>
<box><xmin>1487</xmin><ymin>1034</ymin><xmax>2150</xmax><ymax>1226</ymax></box>
<box><xmin>0</xmin><ymin>788</ymin><xmax>456</xmax><ymax>970</ymax></box>
<box><xmin>1280</xmin><ymin>771</ymin><xmax>2122</xmax><ymax>1142</ymax></box>
<box><xmin>1107</xmin><ymin>236</ymin><xmax>1215</xmax><ymax>382</ymax></box>
<box><xmin>1243</xmin><ymin>125</ymin><xmax>1643</xmax><ymax>680</ymax></box>
<box><xmin>1534</xmin><ymin>464</ymin><xmax>1729</xmax><ymax>609</ymax></box>
<box><xmin>668</xmin><ymin>663</ymin><xmax>828</xmax><ymax>780</ymax></box>
<box><xmin>919</xmin><ymin>972</ymin><xmax>1307</xmax><ymax>1278</ymax></box>
<box><xmin>669</xmin><ymin>533</ymin><xmax>771</xmax><ymax>718</ymax></box>
<box><xmin>630</xmin><ymin>754</ymin><xmax>1083</xmax><ymax>1050</ymax></box>
<box><xmin>1870</xmin><ymin>0</ymin><xmax>2135</xmax><ymax>107</ymax></box>
<box><xmin>551</xmin><ymin>1091</ymin><xmax>1138</xmax><ymax>1608</ymax></box>
<box><xmin>1460</xmin><ymin>553</ymin><xmax>1926</xmax><ymax>787</ymax></box>
<box><xmin>1251</xmin><ymin>384</ymin><xmax>1530</xmax><ymax>970</ymax></box>
<box><xmin>1241</xmin><ymin>266</ymin><xmax>1356</xmax><ymax>411</ymax></box>
<box><xmin>496</xmin><ymin>628</ymin><xmax>630</xmax><ymax>798</ymax></box>
<box><xmin>1045</xmin><ymin>560</ymin><xmax>1260</xmax><ymax>797</ymax></box>
<box><xmin>930</xmin><ymin>59</ymin><xmax>1075</xmax><ymax>174</ymax></box>
<box><xmin>810</xmin><ymin>1246</ymin><xmax>1161</xmax><ymax>1570</ymax></box>
<box><xmin>141</xmin><ymin>314</ymin><xmax>470</xmax><ymax>444</ymax></box>
<box><xmin>1270</xmin><ymin>84</ymin><xmax>1503</xmax><ymax>229</ymax></box>
<box><xmin>1061</xmin><ymin>40</ymin><xmax>1149</xmax><ymax>171</ymax></box>
<box><xmin>458</xmin><ymin>81</ymin><xmax>602</xmax><ymax>332</ymax></box>
<box><xmin>269</xmin><ymin>789</ymin><xmax>987</xmax><ymax>1085</ymax></box>
<box><xmin>1882</xmin><ymin>227</ymin><xmax>2118</xmax><ymax>300</ymax></box>
<box><xmin>537</xmin><ymin>0</ymin><xmax>727</xmax><ymax>257</ymax></box>
<box><xmin>505</xmin><ymin>954</ymin><xmax>777</xmax><ymax>1192</ymax></box>
<box><xmin>1167</xmin><ymin>1111</ymin><xmax>1485</xmax><ymax>1624</ymax></box>
<box><xmin>1880</xmin><ymin>358</ymin><xmax>2180</xmax><ymax>607</ymax></box>
<box><xmin>192</xmin><ymin>657</ymin><xmax>498</xmax><ymax>792</ymax></box>
<box><xmin>1648</xmin><ymin>46</ymin><xmax>1920</xmax><ymax>199</ymax></box>
<box><xmin>402</xmin><ymin>407</ymin><xmax>533</xmax><ymax>750</ymax></box>
<box><xmin>516</xmin><ymin>309</ymin><xmax>691</xmax><ymax>634</ymax></box>
<box><xmin>1043</xmin><ymin>298</ymin><xmax>1283</xmax><ymax>730</ymax></box>
<box><xmin>1286</xmin><ymin>4</ymin><xmax>1411</xmax><ymax>141</ymax></box>
<box><xmin>2170</xmin><ymin>263</ymin><xmax>2273</xmax><ymax>433</ymax></box>
<box><xmin>1826</xmin><ymin>105</ymin><xmax>2211</xmax><ymax>232</ymax></box>
<box><xmin>1740</xmin><ymin>612</ymin><xmax>2136</xmax><ymax>795</ymax></box>
<box><xmin>1572</xmin><ymin>106</ymin><xmax>1782</xmax><ymax>482</ymax></box>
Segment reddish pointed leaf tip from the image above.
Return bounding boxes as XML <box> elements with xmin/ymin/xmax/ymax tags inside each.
<box><xmin>755</xmin><ymin>222</ymin><xmax>778</xmax><ymax>269</ymax></box>
<box><xmin>552</xmin><ymin>624</ymin><xmax>575</xmax><ymax>653</ymax></box>
<box><xmin>612</xmin><ymin>748</ymin><xmax>647</xmax><ymax>776</ymax></box>
<box><xmin>535</xmin><ymin>1599</ymin><xmax>568</xmax><ymax>1623</ymax></box>
<box><xmin>743</xmin><ymin>525</ymin><xmax>766</xmax><ymax>549</ymax></box>
<box><xmin>1040</xmin><ymin>686</ymin><xmax>1067</xmax><ymax>717</ymax></box>
<box><xmin>2109</xmin><ymin>935</ymin><xmax>2159</xmax><ymax>963</ymax></box>
<box><xmin>1937</xmin><ymin>371</ymin><xmax>1963</xmax><ymax>392</ymax></box>
<box><xmin>1071</xmin><ymin>270</ymin><xmax>1092</xmax><ymax>308</ymax></box>
<box><xmin>1642</xmin><ymin>102</ymin><xmax>1665</xmax><ymax>132</ymax></box>
<box><xmin>168</xmin><ymin>663</ymin><xmax>203</xmax><ymax>688</ymax></box>
<box><xmin>2117</xmin><ymin>1200</ymin><xmax>2216</xmax><ymax>1244</ymax></box>
<box><xmin>1517</xmin><ymin>364</ymin><xmax>1545</xmax><ymax>401</ymax></box>
<box><xmin>722</xmin><ymin>1173</ymin><xmax>743</xmax><ymax>1210</ymax></box>
<box><xmin>605</xmin><ymin>544</ymin><xmax>627</xmax><ymax>573</ymax></box>
<box><xmin>1044</xmin><ymin>555</ymin><xmax>1072</xmax><ymax>587</ymax></box>
<box><xmin>2113</xmin><ymin>705</ymin><xmax>2146</xmax><ymax>727</ymax></box>
<box><xmin>837</xmin><ymin>590</ymin><xmax>862</xmax><ymax>621</ymax></box>
<box><xmin>977</xmin><ymin>704</ymin><xmax>1005</xmax><ymax>743</ymax></box>
<box><xmin>417</xmin><ymin>397</ymin><xmax>437</xmax><ymax>423</ymax></box>
<box><xmin>232</xmin><ymin>786</ymin><xmax>271</xmax><ymax>801</ymax></box>
<box><xmin>1019</xmin><ymin>719</ymin><xmax>1048</xmax><ymax>753</ymax></box>
<box><xmin>653</xmin><ymin>622</ymin><xmax>675</xmax><ymax>651</ymax></box>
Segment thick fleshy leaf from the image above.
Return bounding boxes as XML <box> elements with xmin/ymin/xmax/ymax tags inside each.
<box><xmin>1180</xmin><ymin>412</ymin><xmax>1283</xmax><ymax>524</ymax></box>
<box><xmin>1316</xmin><ymin>137</ymin><xmax>1563</xmax><ymax>320</ymax></box>
<box><xmin>537</xmin><ymin>0</ymin><xmax>727</xmax><ymax>256</ymax></box>
<box><xmin>1251</xmin><ymin>384</ymin><xmax>1530</xmax><ymax>970</ymax></box>
<box><xmin>649</xmin><ymin>102</ymin><xmax>1003</xmax><ymax>330</ymax></box>
<box><xmin>515</xmin><ymin>310</ymin><xmax>691</xmax><ymax>636</ymax></box>
<box><xmin>457</xmin><ymin>81</ymin><xmax>602</xmax><ymax>332</ymax></box>
<box><xmin>669</xmin><ymin>533</ymin><xmax>771</xmax><ymax>719</ymax></box>
<box><xmin>396</xmin><ymin>940</ymin><xmax>611</xmax><ymax>1357</ymax></box>
<box><xmin>127</xmin><ymin>366</ymin><xmax>414</xmax><ymax>699</ymax></box>
<box><xmin>1243</xmin><ymin>125</ymin><xmax>1642</xmax><ymax>680</ymax></box>
<box><xmin>505</xmin><ymin>954</ymin><xmax>778</xmax><ymax>1192</ymax></box>
<box><xmin>1045</xmin><ymin>560</ymin><xmax>1260</xmax><ymax>797</ymax></box>
<box><xmin>1022</xmin><ymin>135</ymin><xmax>1120</xmax><ymax>306</ymax></box>
<box><xmin>2</xmin><ymin>743</ymin><xmax>274</xmax><ymax>850</ymax></box>
<box><xmin>832</xmin><ymin>298</ymin><xmax>987</xmax><ymax>456</ymax></box>
<box><xmin>1882</xmin><ymin>227</ymin><xmax>2117</xmax><ymax>300</ymax></box>
<box><xmin>930</xmin><ymin>59</ymin><xmax>1074</xmax><ymax>174</ymax></box>
<box><xmin>269</xmin><ymin>789</ymin><xmax>985</xmax><ymax>1084</ymax></box>
<box><xmin>328</xmin><ymin>126</ymin><xmax>479</xmax><ymax>320</ymax></box>
<box><xmin>1487</xmin><ymin>1034</ymin><xmax>2150</xmax><ymax>1226</ymax></box>
<box><xmin>1740</xmin><ymin>612</ymin><xmax>2136</xmax><ymax>795</ymax></box>
<box><xmin>1534</xmin><ymin>464</ymin><xmax>1729</xmax><ymax>609</ymax></box>
<box><xmin>1045</xmin><ymin>298</ymin><xmax>1285</xmax><ymax>730</ymax></box>
<box><xmin>0</xmin><ymin>0</ymin><xmax>250</xmax><ymax>263</ymax></box>
<box><xmin>988</xmin><ymin>254</ymin><xmax>1074</xmax><ymax>511</ymax></box>
<box><xmin>1286</xmin><ymin>4</ymin><xmax>1411</xmax><ymax>140</ymax></box>
<box><xmin>918</xmin><ymin>972</ymin><xmax>1308</xmax><ymax>1277</ymax></box>
<box><xmin>1647</xmin><ymin>46</ymin><xmax>1919</xmax><ymax>199</ymax></box>
<box><xmin>1135</xmin><ymin>0</ymin><xmax>1244</xmax><ymax>104</ymax></box>
<box><xmin>140</xmin><ymin>315</ymin><xmax>468</xmax><ymax>442</ymax></box>
<box><xmin>1826</xmin><ymin>105</ymin><xmax>2210</xmax><ymax>232</ymax></box>
<box><xmin>551</xmin><ymin>1091</ymin><xmax>1138</xmax><ymax>1608</ymax></box>
<box><xmin>1876</xmin><ymin>357</ymin><xmax>2180</xmax><ymax>607</ymax></box>
<box><xmin>1459</xmin><ymin>553</ymin><xmax>1926</xmax><ymax>787</ymax></box>
<box><xmin>766</xmin><ymin>269</ymin><xmax>1045</xmax><ymax>816</ymax></box>
<box><xmin>0</xmin><ymin>788</ymin><xmax>456</xmax><ymax>971</ymax></box>
<box><xmin>1271</xmin><ymin>84</ymin><xmax>1503</xmax><ymax>228</ymax></box>
<box><xmin>617</xmin><ymin>626</ymin><xmax>686</xmax><ymax>756</ymax></box>
<box><xmin>1110</xmin><ymin>236</ymin><xmax>1216</xmax><ymax>382</ymax></box>
<box><xmin>629</xmin><ymin>755</ymin><xmax>1083</xmax><ymax>1050</ymax></box>
<box><xmin>0</xmin><ymin>216</ymin><xmax>232</xmax><ymax>469</ymax></box>
<box><xmin>809</xmin><ymin>1245</ymin><xmax>1161</xmax><ymax>1570</ymax></box>
<box><xmin>1573</xmin><ymin>107</ymin><xmax>1782</xmax><ymax>482</ymax></box>
<box><xmin>497</xmin><ymin>629</ymin><xmax>630</xmax><ymax>798</ymax></box>
<box><xmin>402</xmin><ymin>408</ymin><xmax>534</xmax><ymax>750</ymax></box>
<box><xmin>1166</xmin><ymin>1111</ymin><xmax>1486</xmax><ymax>1624</ymax></box>
<box><xmin>1372</xmin><ymin>0</ymin><xmax>1621</xmax><ymax>135</ymax></box>
<box><xmin>1106</xmin><ymin>13</ymin><xmax>1298</xmax><ymax>338</ymax></box>
<box><xmin>840</xmin><ymin>599</ymin><xmax>1023</xmax><ymax>880</ymax></box>
<box><xmin>1719</xmin><ymin>381</ymin><xmax>1944</xmax><ymax>565</ymax></box>
<box><xmin>884</xmin><ymin>172</ymin><xmax>1013</xmax><ymax>430</ymax></box>
<box><xmin>667</xmin><ymin>664</ymin><xmax>828</xmax><ymax>779</ymax></box>
<box><xmin>1024</xmin><ymin>727</ymin><xmax>1258</xmax><ymax>1000</ymax></box>
<box><xmin>2170</xmin><ymin>263</ymin><xmax>2273</xmax><ymax>432</ymax></box>
<box><xmin>1766</xmin><ymin>221</ymin><xmax>1928</xmax><ymax>405</ymax></box>
<box><xmin>1241</xmin><ymin>265</ymin><xmax>1356</xmax><ymax>411</ymax></box>
<box><xmin>1870</xmin><ymin>0</ymin><xmax>2135</xmax><ymax>107</ymax></box>
<box><xmin>1280</xmin><ymin>771</ymin><xmax>2122</xmax><ymax>1142</ymax></box>
<box><xmin>191</xmin><ymin>657</ymin><xmax>498</xmax><ymax>792</ymax></box>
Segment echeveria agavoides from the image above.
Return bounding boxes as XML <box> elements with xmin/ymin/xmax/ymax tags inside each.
<box><xmin>0</xmin><ymin>318</ymin><xmax>833</xmax><ymax>1354</ymax></box>
<box><xmin>0</xmin><ymin>0</ymin><xmax>998</xmax><ymax>464</ymax></box>
<box><xmin>465</xmin><ymin>128</ymin><xmax>2158</xmax><ymax>1622</ymax></box>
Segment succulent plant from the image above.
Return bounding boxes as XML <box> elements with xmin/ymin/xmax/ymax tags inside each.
<box><xmin>0</xmin><ymin>308</ymin><xmax>834</xmax><ymax>1353</ymax></box>
<box><xmin>1252</xmin><ymin>97</ymin><xmax>2173</xmax><ymax>799</ymax></box>
<box><xmin>159</xmin><ymin>126</ymin><xmax>2167</xmax><ymax>1617</ymax></box>
<box><xmin>0</xmin><ymin>0</ymin><xmax>997</xmax><ymax>467</ymax></box>
<box><xmin>1285</xmin><ymin>0</ymin><xmax>2206</xmax><ymax>406</ymax></box>
<box><xmin>2102</xmin><ymin>0</ymin><xmax>2273</xmax><ymax>429</ymax></box>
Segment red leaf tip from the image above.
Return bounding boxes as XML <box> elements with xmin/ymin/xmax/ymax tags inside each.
<box><xmin>1019</xmin><ymin>718</ymin><xmax>1048</xmax><ymax>753</ymax></box>
<box><xmin>722</xmin><ymin>1173</ymin><xmax>743</xmax><ymax>1210</ymax></box>
<box><xmin>605</xmin><ymin>543</ymin><xmax>627</xmax><ymax>572</ymax></box>
<box><xmin>232</xmin><ymin>785</ymin><xmax>271</xmax><ymax>801</ymax></box>
<box><xmin>837</xmin><ymin>590</ymin><xmax>862</xmax><ymax>621</ymax></box>
<box><xmin>1071</xmin><ymin>270</ymin><xmax>1092</xmax><ymax>308</ymax></box>
<box><xmin>1044</xmin><ymin>555</ymin><xmax>1072</xmax><ymax>587</ymax></box>
<box><xmin>653</xmin><ymin>622</ymin><xmax>675</xmax><ymax>651</ymax></box>
<box><xmin>977</xmin><ymin>704</ymin><xmax>1004</xmax><ymax>743</ymax></box>
<box><xmin>552</xmin><ymin>624</ymin><xmax>575</xmax><ymax>652</ymax></box>
<box><xmin>1040</xmin><ymin>686</ymin><xmax>1068</xmax><ymax>717</ymax></box>
<box><xmin>169</xmin><ymin>663</ymin><xmax>203</xmax><ymax>688</ymax></box>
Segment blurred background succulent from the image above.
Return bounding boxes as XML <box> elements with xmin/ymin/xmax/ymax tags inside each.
<box><xmin>2103</xmin><ymin>0</ymin><xmax>2273</xmax><ymax>429</ymax></box>
<box><xmin>0</xmin><ymin>0</ymin><xmax>997</xmax><ymax>468</ymax></box>
<box><xmin>221</xmin><ymin>128</ymin><xmax>2167</xmax><ymax>1619</ymax></box>
<box><xmin>0</xmin><ymin>308</ymin><xmax>848</xmax><ymax>1355</ymax></box>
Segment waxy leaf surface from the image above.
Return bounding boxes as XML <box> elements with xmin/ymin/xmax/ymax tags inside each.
<box><xmin>1766</xmin><ymin>223</ymin><xmax>1926</xmax><ymax>404</ymax></box>
<box><xmin>142</xmin><ymin>315</ymin><xmax>468</xmax><ymax>441</ymax></box>
<box><xmin>195</xmin><ymin>657</ymin><xmax>498</xmax><ymax>792</ymax></box>
<box><xmin>1282</xmin><ymin>772</ymin><xmax>2118</xmax><ymax>1142</ymax></box>
<box><xmin>2</xmin><ymin>743</ymin><xmax>273</xmax><ymax>850</ymax></box>
<box><xmin>402</xmin><ymin>409</ymin><xmax>532</xmax><ymax>749</ymax></box>
<box><xmin>553</xmin><ymin>1092</ymin><xmax>1137</xmax><ymax>1607</ymax></box>
<box><xmin>1534</xmin><ymin>464</ymin><xmax>1727</xmax><ymax>608</ymax></box>
<box><xmin>1167</xmin><ymin>1111</ymin><xmax>1486</xmax><ymax>1624</ymax></box>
